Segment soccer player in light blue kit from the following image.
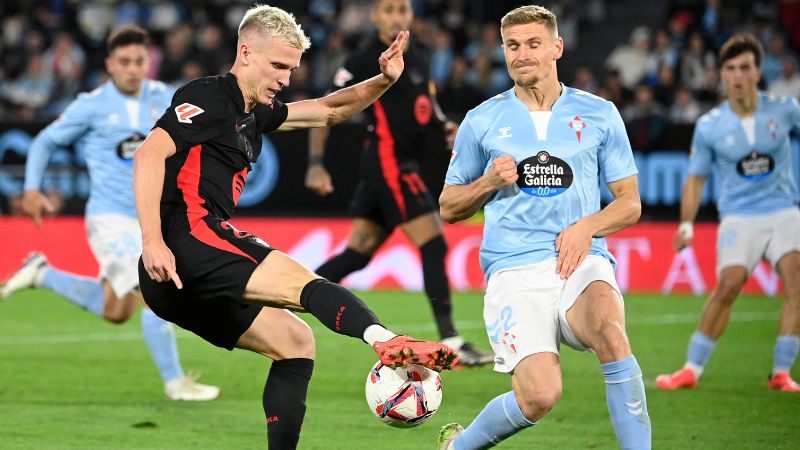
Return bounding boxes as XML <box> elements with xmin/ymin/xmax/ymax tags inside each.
<box><xmin>656</xmin><ymin>34</ymin><xmax>800</xmax><ymax>392</ymax></box>
<box><xmin>436</xmin><ymin>6</ymin><xmax>651</xmax><ymax>450</ymax></box>
<box><xmin>1</xmin><ymin>26</ymin><xmax>220</xmax><ymax>400</ymax></box>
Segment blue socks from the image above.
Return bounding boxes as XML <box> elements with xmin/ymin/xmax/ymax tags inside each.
<box><xmin>773</xmin><ymin>334</ymin><xmax>800</xmax><ymax>375</ymax></box>
<box><xmin>686</xmin><ymin>331</ymin><xmax>716</xmax><ymax>375</ymax></box>
<box><xmin>454</xmin><ymin>391</ymin><xmax>535</xmax><ymax>450</ymax></box>
<box><xmin>41</xmin><ymin>268</ymin><xmax>104</xmax><ymax>317</ymax></box>
<box><xmin>141</xmin><ymin>309</ymin><xmax>184</xmax><ymax>383</ymax></box>
<box><xmin>602</xmin><ymin>355</ymin><xmax>651</xmax><ymax>450</ymax></box>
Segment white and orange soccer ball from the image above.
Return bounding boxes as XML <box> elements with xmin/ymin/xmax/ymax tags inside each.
<box><xmin>364</xmin><ymin>361</ymin><xmax>443</xmax><ymax>428</ymax></box>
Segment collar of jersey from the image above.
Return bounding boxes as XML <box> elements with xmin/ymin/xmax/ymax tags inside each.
<box><xmin>223</xmin><ymin>72</ymin><xmax>246</xmax><ymax>114</ymax></box>
<box><xmin>510</xmin><ymin>82</ymin><xmax>567</xmax><ymax>112</ymax></box>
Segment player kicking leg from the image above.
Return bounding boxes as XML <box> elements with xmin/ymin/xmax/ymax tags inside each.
<box><xmin>141</xmin><ymin>244</ymin><xmax>458</xmax><ymax>448</ymax></box>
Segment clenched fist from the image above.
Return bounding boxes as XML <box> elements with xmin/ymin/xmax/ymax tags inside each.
<box><xmin>486</xmin><ymin>155</ymin><xmax>518</xmax><ymax>189</ymax></box>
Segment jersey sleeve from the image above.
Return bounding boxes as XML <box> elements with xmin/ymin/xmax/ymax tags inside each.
<box><xmin>790</xmin><ymin>96</ymin><xmax>800</xmax><ymax>136</ymax></box>
<box><xmin>23</xmin><ymin>94</ymin><xmax>94</xmax><ymax>190</ymax></box>
<box><xmin>255</xmin><ymin>100</ymin><xmax>288</xmax><ymax>133</ymax></box>
<box><xmin>598</xmin><ymin>102</ymin><xmax>638</xmax><ymax>182</ymax></box>
<box><xmin>42</xmin><ymin>94</ymin><xmax>94</xmax><ymax>146</ymax></box>
<box><xmin>445</xmin><ymin>117</ymin><xmax>487</xmax><ymax>185</ymax></box>
<box><xmin>687</xmin><ymin>120</ymin><xmax>713</xmax><ymax>176</ymax></box>
<box><xmin>154</xmin><ymin>80</ymin><xmax>231</xmax><ymax>150</ymax></box>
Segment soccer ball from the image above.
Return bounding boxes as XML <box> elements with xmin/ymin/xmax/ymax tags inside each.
<box><xmin>364</xmin><ymin>361</ymin><xmax>442</xmax><ymax>428</ymax></box>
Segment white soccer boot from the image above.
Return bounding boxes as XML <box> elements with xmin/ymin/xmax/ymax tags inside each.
<box><xmin>436</xmin><ymin>423</ymin><xmax>465</xmax><ymax>450</ymax></box>
<box><xmin>164</xmin><ymin>374</ymin><xmax>221</xmax><ymax>401</ymax></box>
<box><xmin>1</xmin><ymin>252</ymin><xmax>48</xmax><ymax>299</ymax></box>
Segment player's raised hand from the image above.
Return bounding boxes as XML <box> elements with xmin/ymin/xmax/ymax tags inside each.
<box><xmin>305</xmin><ymin>164</ymin><xmax>334</xmax><ymax>196</ymax></box>
<box><xmin>673</xmin><ymin>223</ymin><xmax>693</xmax><ymax>251</ymax></box>
<box><xmin>21</xmin><ymin>189</ymin><xmax>56</xmax><ymax>228</ymax></box>
<box><xmin>142</xmin><ymin>239</ymin><xmax>183</xmax><ymax>289</ymax></box>
<box><xmin>486</xmin><ymin>155</ymin><xmax>518</xmax><ymax>189</ymax></box>
<box><xmin>555</xmin><ymin>221</ymin><xmax>593</xmax><ymax>279</ymax></box>
<box><xmin>378</xmin><ymin>30</ymin><xmax>409</xmax><ymax>83</ymax></box>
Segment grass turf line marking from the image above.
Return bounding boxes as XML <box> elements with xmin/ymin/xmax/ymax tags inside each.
<box><xmin>0</xmin><ymin>311</ymin><xmax>778</xmax><ymax>345</ymax></box>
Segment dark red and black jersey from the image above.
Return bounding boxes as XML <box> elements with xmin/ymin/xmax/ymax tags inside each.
<box><xmin>155</xmin><ymin>73</ymin><xmax>287</xmax><ymax>232</ymax></box>
<box><xmin>333</xmin><ymin>36</ymin><xmax>436</xmax><ymax>165</ymax></box>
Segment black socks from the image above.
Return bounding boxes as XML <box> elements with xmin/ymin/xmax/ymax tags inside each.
<box><xmin>299</xmin><ymin>278</ymin><xmax>380</xmax><ymax>340</ymax></box>
<box><xmin>263</xmin><ymin>358</ymin><xmax>314</xmax><ymax>449</ymax></box>
<box><xmin>421</xmin><ymin>236</ymin><xmax>457</xmax><ymax>339</ymax></box>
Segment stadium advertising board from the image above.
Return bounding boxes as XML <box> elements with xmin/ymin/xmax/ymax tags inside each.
<box><xmin>0</xmin><ymin>217</ymin><xmax>781</xmax><ymax>295</ymax></box>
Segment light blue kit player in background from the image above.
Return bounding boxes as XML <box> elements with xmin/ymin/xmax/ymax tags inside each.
<box><xmin>657</xmin><ymin>34</ymin><xmax>800</xmax><ymax>393</ymax></box>
<box><xmin>1</xmin><ymin>26</ymin><xmax>220</xmax><ymax>401</ymax></box>
<box><xmin>436</xmin><ymin>6</ymin><xmax>651</xmax><ymax>450</ymax></box>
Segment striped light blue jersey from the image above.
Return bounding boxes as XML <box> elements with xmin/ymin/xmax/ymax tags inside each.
<box><xmin>688</xmin><ymin>93</ymin><xmax>800</xmax><ymax>217</ymax></box>
<box><xmin>24</xmin><ymin>79</ymin><xmax>174</xmax><ymax>217</ymax></box>
<box><xmin>445</xmin><ymin>85</ymin><xmax>638</xmax><ymax>280</ymax></box>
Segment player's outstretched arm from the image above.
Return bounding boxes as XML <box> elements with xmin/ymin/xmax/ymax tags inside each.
<box><xmin>439</xmin><ymin>155</ymin><xmax>518</xmax><ymax>223</ymax></box>
<box><xmin>278</xmin><ymin>31</ymin><xmax>409</xmax><ymax>131</ymax></box>
<box><xmin>133</xmin><ymin>128</ymin><xmax>182</xmax><ymax>289</ymax></box>
<box><xmin>22</xmin><ymin>135</ymin><xmax>58</xmax><ymax>227</ymax></box>
<box><xmin>674</xmin><ymin>174</ymin><xmax>707</xmax><ymax>250</ymax></box>
<box><xmin>304</xmin><ymin>126</ymin><xmax>333</xmax><ymax>196</ymax></box>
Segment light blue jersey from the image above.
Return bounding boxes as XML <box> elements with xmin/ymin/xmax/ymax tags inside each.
<box><xmin>688</xmin><ymin>93</ymin><xmax>800</xmax><ymax>217</ymax></box>
<box><xmin>24</xmin><ymin>79</ymin><xmax>174</xmax><ymax>217</ymax></box>
<box><xmin>446</xmin><ymin>85</ymin><xmax>638</xmax><ymax>280</ymax></box>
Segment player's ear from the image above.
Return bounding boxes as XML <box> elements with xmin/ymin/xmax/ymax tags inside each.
<box><xmin>238</xmin><ymin>42</ymin><xmax>251</xmax><ymax>65</ymax></box>
<box><xmin>554</xmin><ymin>36</ymin><xmax>564</xmax><ymax>61</ymax></box>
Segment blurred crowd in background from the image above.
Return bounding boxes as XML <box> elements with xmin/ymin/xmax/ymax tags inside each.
<box><xmin>0</xmin><ymin>0</ymin><xmax>798</xmax><ymax>132</ymax></box>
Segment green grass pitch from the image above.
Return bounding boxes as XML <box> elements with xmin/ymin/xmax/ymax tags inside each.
<box><xmin>0</xmin><ymin>290</ymin><xmax>798</xmax><ymax>449</ymax></box>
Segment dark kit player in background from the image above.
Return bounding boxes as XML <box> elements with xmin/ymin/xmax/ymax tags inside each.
<box><xmin>305</xmin><ymin>0</ymin><xmax>493</xmax><ymax>366</ymax></box>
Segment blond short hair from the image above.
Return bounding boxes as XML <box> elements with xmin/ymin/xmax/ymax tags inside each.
<box><xmin>238</xmin><ymin>4</ymin><xmax>311</xmax><ymax>51</ymax></box>
<box><xmin>500</xmin><ymin>5</ymin><xmax>558</xmax><ymax>38</ymax></box>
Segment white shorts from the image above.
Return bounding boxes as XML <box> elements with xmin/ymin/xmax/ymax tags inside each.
<box><xmin>86</xmin><ymin>214</ymin><xmax>142</xmax><ymax>299</ymax></box>
<box><xmin>717</xmin><ymin>207</ymin><xmax>800</xmax><ymax>275</ymax></box>
<box><xmin>483</xmin><ymin>255</ymin><xmax>622</xmax><ymax>373</ymax></box>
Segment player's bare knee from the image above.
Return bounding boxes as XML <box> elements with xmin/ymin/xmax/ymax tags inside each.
<box><xmin>350</xmin><ymin>234</ymin><xmax>381</xmax><ymax>254</ymax></box>
<box><xmin>102</xmin><ymin>301</ymin><xmax>134</xmax><ymax>324</ymax></box>
<box><xmin>517</xmin><ymin>387</ymin><xmax>561</xmax><ymax>421</ymax></box>
<box><xmin>584</xmin><ymin>317</ymin><xmax>629</xmax><ymax>358</ymax></box>
<box><xmin>276</xmin><ymin>320</ymin><xmax>316</xmax><ymax>360</ymax></box>
<box><xmin>102</xmin><ymin>311</ymin><xmax>127</xmax><ymax>324</ymax></box>
<box><xmin>779</xmin><ymin>266</ymin><xmax>800</xmax><ymax>297</ymax></box>
<box><xmin>713</xmin><ymin>280</ymin><xmax>744</xmax><ymax>305</ymax></box>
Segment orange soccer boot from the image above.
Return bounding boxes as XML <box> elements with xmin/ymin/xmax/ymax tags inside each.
<box><xmin>655</xmin><ymin>367</ymin><xmax>698</xmax><ymax>390</ymax></box>
<box><xmin>373</xmin><ymin>336</ymin><xmax>459</xmax><ymax>372</ymax></box>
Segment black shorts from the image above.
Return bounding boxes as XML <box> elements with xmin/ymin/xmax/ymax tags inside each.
<box><xmin>138</xmin><ymin>215</ymin><xmax>273</xmax><ymax>350</ymax></box>
<box><xmin>350</xmin><ymin>166</ymin><xmax>436</xmax><ymax>231</ymax></box>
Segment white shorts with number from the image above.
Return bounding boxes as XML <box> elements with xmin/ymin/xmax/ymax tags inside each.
<box><xmin>484</xmin><ymin>255</ymin><xmax>622</xmax><ymax>373</ymax></box>
<box><xmin>717</xmin><ymin>207</ymin><xmax>800</xmax><ymax>276</ymax></box>
<box><xmin>86</xmin><ymin>214</ymin><xmax>142</xmax><ymax>299</ymax></box>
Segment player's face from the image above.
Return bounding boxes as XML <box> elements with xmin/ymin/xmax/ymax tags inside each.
<box><xmin>105</xmin><ymin>44</ymin><xmax>149</xmax><ymax>96</ymax></box>
<box><xmin>372</xmin><ymin>0</ymin><xmax>413</xmax><ymax>45</ymax></box>
<box><xmin>720</xmin><ymin>51</ymin><xmax>761</xmax><ymax>102</ymax></box>
<box><xmin>247</xmin><ymin>37</ymin><xmax>302</xmax><ymax>105</ymax></box>
<box><xmin>502</xmin><ymin>22</ymin><xmax>563</xmax><ymax>88</ymax></box>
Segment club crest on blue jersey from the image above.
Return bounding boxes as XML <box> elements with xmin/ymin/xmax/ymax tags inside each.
<box><xmin>516</xmin><ymin>151</ymin><xmax>573</xmax><ymax>197</ymax></box>
<box><xmin>568</xmin><ymin>115</ymin><xmax>587</xmax><ymax>143</ymax></box>
<box><xmin>736</xmin><ymin>151</ymin><xmax>775</xmax><ymax>181</ymax></box>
